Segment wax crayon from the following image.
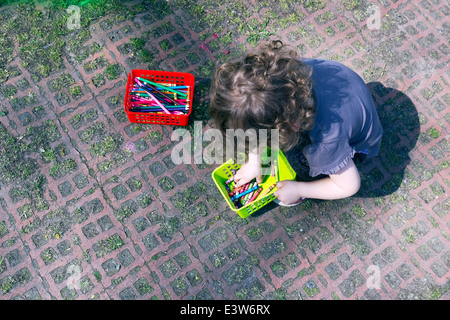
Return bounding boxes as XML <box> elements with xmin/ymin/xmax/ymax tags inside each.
<box><xmin>242</xmin><ymin>182</ymin><xmax>254</xmax><ymax>203</ymax></box>
<box><xmin>244</xmin><ymin>184</ymin><xmax>257</xmax><ymax>204</ymax></box>
<box><xmin>246</xmin><ymin>187</ymin><xmax>262</xmax><ymax>204</ymax></box>
<box><xmin>230</xmin><ymin>185</ymin><xmax>258</xmax><ymax>202</ymax></box>
<box><xmin>259</xmin><ymin>183</ymin><xmax>276</xmax><ymax>198</ymax></box>
<box><xmin>225</xmin><ymin>177</ymin><xmax>234</xmax><ymax>185</ymax></box>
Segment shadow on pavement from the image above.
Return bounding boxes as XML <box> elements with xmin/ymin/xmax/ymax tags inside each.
<box><xmin>356</xmin><ymin>82</ymin><xmax>420</xmax><ymax>198</ymax></box>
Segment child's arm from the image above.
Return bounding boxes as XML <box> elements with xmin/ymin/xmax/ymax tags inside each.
<box><xmin>274</xmin><ymin>159</ymin><xmax>361</xmax><ymax>203</ymax></box>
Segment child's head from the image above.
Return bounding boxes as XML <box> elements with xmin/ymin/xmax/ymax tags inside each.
<box><xmin>209</xmin><ymin>40</ymin><xmax>316</xmax><ymax>151</ymax></box>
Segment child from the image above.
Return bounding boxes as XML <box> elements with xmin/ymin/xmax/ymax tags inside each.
<box><xmin>209</xmin><ymin>40</ymin><xmax>383</xmax><ymax>206</ymax></box>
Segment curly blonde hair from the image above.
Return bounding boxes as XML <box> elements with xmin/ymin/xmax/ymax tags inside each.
<box><xmin>209</xmin><ymin>40</ymin><xmax>316</xmax><ymax>152</ymax></box>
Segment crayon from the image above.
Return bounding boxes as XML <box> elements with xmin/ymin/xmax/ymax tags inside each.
<box><xmin>274</xmin><ymin>159</ymin><xmax>279</xmax><ymax>183</ymax></box>
<box><xmin>244</xmin><ymin>182</ymin><xmax>254</xmax><ymax>201</ymax></box>
<box><xmin>246</xmin><ymin>187</ymin><xmax>262</xmax><ymax>204</ymax></box>
<box><xmin>243</xmin><ymin>182</ymin><xmax>255</xmax><ymax>203</ymax></box>
<box><xmin>244</xmin><ymin>184</ymin><xmax>258</xmax><ymax>204</ymax></box>
<box><xmin>259</xmin><ymin>183</ymin><xmax>276</xmax><ymax>198</ymax></box>
<box><xmin>225</xmin><ymin>177</ymin><xmax>234</xmax><ymax>185</ymax></box>
<box><xmin>230</xmin><ymin>185</ymin><xmax>258</xmax><ymax>202</ymax></box>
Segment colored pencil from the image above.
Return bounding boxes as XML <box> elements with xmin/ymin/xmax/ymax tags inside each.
<box><xmin>136</xmin><ymin>77</ymin><xmax>188</xmax><ymax>97</ymax></box>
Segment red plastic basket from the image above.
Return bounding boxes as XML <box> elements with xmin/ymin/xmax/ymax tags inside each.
<box><xmin>124</xmin><ymin>69</ymin><xmax>195</xmax><ymax>126</ymax></box>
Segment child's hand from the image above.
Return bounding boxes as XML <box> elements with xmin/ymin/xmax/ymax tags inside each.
<box><xmin>234</xmin><ymin>149</ymin><xmax>262</xmax><ymax>187</ymax></box>
<box><xmin>273</xmin><ymin>180</ymin><xmax>302</xmax><ymax>205</ymax></box>
<box><xmin>234</xmin><ymin>161</ymin><xmax>263</xmax><ymax>187</ymax></box>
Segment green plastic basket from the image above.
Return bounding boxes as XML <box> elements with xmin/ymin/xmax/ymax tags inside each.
<box><xmin>212</xmin><ymin>150</ymin><xmax>296</xmax><ymax>218</ymax></box>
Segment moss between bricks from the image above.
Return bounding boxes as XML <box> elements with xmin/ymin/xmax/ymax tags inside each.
<box><xmin>94</xmin><ymin>233</ymin><xmax>124</xmax><ymax>258</ymax></box>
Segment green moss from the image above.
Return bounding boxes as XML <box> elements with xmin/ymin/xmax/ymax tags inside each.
<box><xmin>42</xmin><ymin>148</ymin><xmax>57</xmax><ymax>163</ymax></box>
<box><xmin>246</xmin><ymin>227</ymin><xmax>262</xmax><ymax>239</ymax></box>
<box><xmin>0</xmin><ymin>107</ymin><xmax>8</xmax><ymax>117</ymax></box>
<box><xmin>302</xmin><ymin>0</ymin><xmax>327</xmax><ymax>11</ymax></box>
<box><xmin>427</xmin><ymin>127</ymin><xmax>441</xmax><ymax>139</ymax></box>
<box><xmin>134</xmin><ymin>278</ymin><xmax>154</xmax><ymax>295</ymax></box>
<box><xmin>41</xmin><ymin>248</ymin><xmax>58</xmax><ymax>264</ymax></box>
<box><xmin>351</xmin><ymin>204</ymin><xmax>366</xmax><ymax>218</ymax></box>
<box><xmin>127</xmin><ymin>178</ymin><xmax>143</xmax><ymax>191</ymax></box>
<box><xmin>0</xmin><ymin>221</ymin><xmax>8</xmax><ymax>238</ymax></box>
<box><xmin>235</xmin><ymin>288</ymin><xmax>249</xmax><ymax>300</ymax></box>
<box><xmin>325</xmin><ymin>26</ymin><xmax>336</xmax><ymax>36</ymax></box>
<box><xmin>246</xmin><ymin>18</ymin><xmax>273</xmax><ymax>46</ymax></box>
<box><xmin>49</xmin><ymin>158</ymin><xmax>77</xmax><ymax>179</ymax></box>
<box><xmin>219</xmin><ymin>32</ymin><xmax>232</xmax><ymax>46</ymax></box>
<box><xmin>138</xmin><ymin>49</ymin><xmax>154</xmax><ymax>63</ymax></box>
<box><xmin>18</xmin><ymin>203</ymin><xmax>34</xmax><ymax>220</ymax></box>
<box><xmin>93</xmin><ymin>269</ymin><xmax>102</xmax><ymax>282</ymax></box>
<box><xmin>159</xmin><ymin>176</ymin><xmax>175</xmax><ymax>192</ymax></box>
<box><xmin>96</xmin><ymin>233</ymin><xmax>124</xmax><ymax>258</ymax></box>
<box><xmin>1</xmin><ymin>85</ymin><xmax>17</xmax><ymax>99</ymax></box>
<box><xmin>88</xmin><ymin>135</ymin><xmax>118</xmax><ymax>157</ymax></box>
<box><xmin>159</xmin><ymin>39</ymin><xmax>172</xmax><ymax>52</ymax></box>
<box><xmin>0</xmin><ymin>276</ymin><xmax>15</xmax><ymax>294</ymax></box>
<box><xmin>274</xmin><ymin>288</ymin><xmax>287</xmax><ymax>300</ymax></box>
<box><xmin>130</xmin><ymin>37</ymin><xmax>145</xmax><ymax>51</ymax></box>
<box><xmin>424</xmin><ymin>287</ymin><xmax>445</xmax><ymax>300</ymax></box>
<box><xmin>146</xmin><ymin>131</ymin><xmax>163</xmax><ymax>144</ymax></box>
<box><xmin>114</xmin><ymin>201</ymin><xmax>137</xmax><ymax>222</ymax></box>
<box><xmin>303</xmin><ymin>281</ymin><xmax>320</xmax><ymax>297</ymax></box>
<box><xmin>69</xmin><ymin>86</ymin><xmax>82</xmax><ymax>98</ymax></box>
<box><xmin>104</xmin><ymin>63</ymin><xmax>120</xmax><ymax>80</ymax></box>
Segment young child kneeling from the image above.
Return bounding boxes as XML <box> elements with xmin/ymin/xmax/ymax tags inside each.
<box><xmin>209</xmin><ymin>40</ymin><xmax>383</xmax><ymax>206</ymax></box>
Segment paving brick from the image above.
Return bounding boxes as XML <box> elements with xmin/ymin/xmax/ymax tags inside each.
<box><xmin>325</xmin><ymin>262</ymin><xmax>342</xmax><ymax>281</ymax></box>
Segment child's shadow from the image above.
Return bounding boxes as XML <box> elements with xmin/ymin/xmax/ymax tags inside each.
<box><xmin>355</xmin><ymin>82</ymin><xmax>420</xmax><ymax>198</ymax></box>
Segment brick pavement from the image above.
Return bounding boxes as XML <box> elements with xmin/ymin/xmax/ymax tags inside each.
<box><xmin>0</xmin><ymin>0</ymin><xmax>448</xmax><ymax>301</ymax></box>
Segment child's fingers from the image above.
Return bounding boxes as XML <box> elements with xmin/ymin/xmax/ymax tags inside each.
<box><xmin>233</xmin><ymin>172</ymin><xmax>242</xmax><ymax>185</ymax></box>
<box><xmin>276</xmin><ymin>181</ymin><xmax>284</xmax><ymax>189</ymax></box>
<box><xmin>234</xmin><ymin>177</ymin><xmax>247</xmax><ymax>188</ymax></box>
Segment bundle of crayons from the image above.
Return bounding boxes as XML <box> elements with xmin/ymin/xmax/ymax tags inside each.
<box><xmin>129</xmin><ymin>76</ymin><xmax>190</xmax><ymax>115</ymax></box>
<box><xmin>225</xmin><ymin>170</ymin><xmax>276</xmax><ymax>209</ymax></box>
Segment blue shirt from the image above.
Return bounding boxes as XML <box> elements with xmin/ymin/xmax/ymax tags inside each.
<box><xmin>300</xmin><ymin>58</ymin><xmax>383</xmax><ymax>177</ymax></box>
